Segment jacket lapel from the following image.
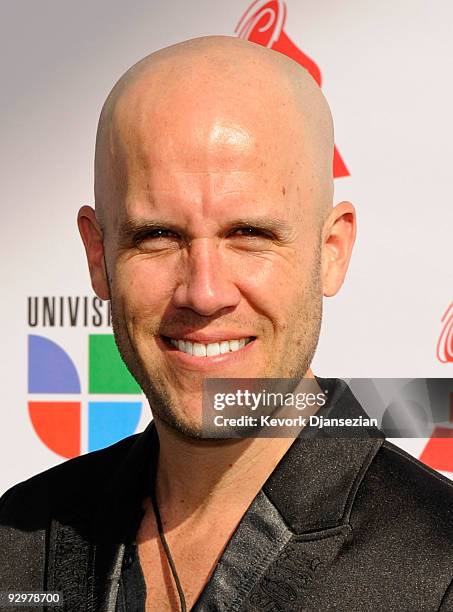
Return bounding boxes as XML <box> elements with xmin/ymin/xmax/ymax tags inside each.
<box><xmin>245</xmin><ymin>379</ymin><xmax>384</xmax><ymax>611</ymax></box>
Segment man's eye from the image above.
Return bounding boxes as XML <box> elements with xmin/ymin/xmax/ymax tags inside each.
<box><xmin>227</xmin><ymin>227</ymin><xmax>275</xmax><ymax>251</ymax></box>
<box><xmin>146</xmin><ymin>229</ymin><xmax>176</xmax><ymax>239</ymax></box>
<box><xmin>134</xmin><ymin>228</ymin><xmax>179</xmax><ymax>250</ymax></box>
<box><xmin>231</xmin><ymin>227</ymin><xmax>267</xmax><ymax>238</ymax></box>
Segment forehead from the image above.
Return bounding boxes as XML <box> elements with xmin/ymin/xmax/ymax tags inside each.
<box><xmin>115</xmin><ymin>83</ymin><xmax>303</xmax><ymax>166</ymax></box>
<box><xmin>105</xmin><ymin>66</ymin><xmax>326</xmax><ymax>225</ymax></box>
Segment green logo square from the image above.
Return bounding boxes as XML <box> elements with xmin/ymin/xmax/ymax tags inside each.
<box><xmin>89</xmin><ymin>334</ymin><xmax>141</xmax><ymax>394</ymax></box>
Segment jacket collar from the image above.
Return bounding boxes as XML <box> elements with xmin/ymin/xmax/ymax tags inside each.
<box><xmin>263</xmin><ymin>377</ymin><xmax>384</xmax><ymax>533</ymax></box>
<box><xmin>90</xmin><ymin>420</ymin><xmax>159</xmax><ymax>544</ymax></box>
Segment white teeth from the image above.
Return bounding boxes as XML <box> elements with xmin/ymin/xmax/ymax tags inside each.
<box><xmin>193</xmin><ymin>342</ymin><xmax>207</xmax><ymax>357</ymax></box>
<box><xmin>229</xmin><ymin>340</ymin><xmax>239</xmax><ymax>352</ymax></box>
<box><xmin>168</xmin><ymin>337</ymin><xmax>252</xmax><ymax>357</ymax></box>
<box><xmin>219</xmin><ymin>341</ymin><xmax>230</xmax><ymax>354</ymax></box>
<box><xmin>207</xmin><ymin>342</ymin><xmax>220</xmax><ymax>356</ymax></box>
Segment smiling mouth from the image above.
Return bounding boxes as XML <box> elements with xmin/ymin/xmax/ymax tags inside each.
<box><xmin>161</xmin><ymin>336</ymin><xmax>255</xmax><ymax>357</ymax></box>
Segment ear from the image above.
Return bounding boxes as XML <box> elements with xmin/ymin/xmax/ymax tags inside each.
<box><xmin>77</xmin><ymin>205</ymin><xmax>110</xmax><ymax>300</ymax></box>
<box><xmin>321</xmin><ymin>201</ymin><xmax>356</xmax><ymax>297</ymax></box>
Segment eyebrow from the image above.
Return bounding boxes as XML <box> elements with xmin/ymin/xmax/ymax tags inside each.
<box><xmin>231</xmin><ymin>216</ymin><xmax>295</xmax><ymax>241</ymax></box>
<box><xmin>116</xmin><ymin>215</ymin><xmax>296</xmax><ymax>244</ymax></box>
<box><xmin>117</xmin><ymin>219</ymin><xmax>179</xmax><ymax>241</ymax></box>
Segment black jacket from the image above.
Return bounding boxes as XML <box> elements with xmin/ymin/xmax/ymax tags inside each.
<box><xmin>1</xmin><ymin>379</ymin><xmax>453</xmax><ymax>611</ymax></box>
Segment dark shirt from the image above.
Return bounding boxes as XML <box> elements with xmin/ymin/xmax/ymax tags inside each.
<box><xmin>115</xmin><ymin>543</ymin><xmax>146</xmax><ymax>612</ymax></box>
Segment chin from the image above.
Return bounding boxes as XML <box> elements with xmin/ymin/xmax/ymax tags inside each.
<box><xmin>156</xmin><ymin>412</ymin><xmax>207</xmax><ymax>439</ymax></box>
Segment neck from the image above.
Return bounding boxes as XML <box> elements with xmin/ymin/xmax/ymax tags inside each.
<box><xmin>152</xmin><ymin>369</ymin><xmax>319</xmax><ymax>519</ymax></box>
<box><xmin>154</xmin><ymin>419</ymin><xmax>296</xmax><ymax>513</ymax></box>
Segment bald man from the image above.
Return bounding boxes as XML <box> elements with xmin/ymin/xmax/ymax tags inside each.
<box><xmin>1</xmin><ymin>36</ymin><xmax>453</xmax><ymax>612</ymax></box>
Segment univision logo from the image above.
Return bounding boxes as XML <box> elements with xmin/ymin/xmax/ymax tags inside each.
<box><xmin>28</xmin><ymin>334</ymin><xmax>144</xmax><ymax>458</ymax></box>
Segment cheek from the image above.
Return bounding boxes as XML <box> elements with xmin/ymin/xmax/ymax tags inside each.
<box><xmin>233</xmin><ymin>253</ymin><xmax>308</xmax><ymax>322</ymax></box>
<box><xmin>114</xmin><ymin>258</ymin><xmax>175</xmax><ymax>315</ymax></box>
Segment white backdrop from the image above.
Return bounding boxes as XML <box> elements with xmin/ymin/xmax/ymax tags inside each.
<box><xmin>1</xmin><ymin>0</ymin><xmax>452</xmax><ymax>494</ymax></box>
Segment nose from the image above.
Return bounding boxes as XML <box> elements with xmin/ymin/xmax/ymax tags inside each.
<box><xmin>172</xmin><ymin>238</ymin><xmax>241</xmax><ymax>316</ymax></box>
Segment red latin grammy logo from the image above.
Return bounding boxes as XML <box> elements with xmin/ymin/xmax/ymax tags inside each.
<box><xmin>436</xmin><ymin>302</ymin><xmax>453</xmax><ymax>364</ymax></box>
<box><xmin>236</xmin><ymin>0</ymin><xmax>349</xmax><ymax>178</ymax></box>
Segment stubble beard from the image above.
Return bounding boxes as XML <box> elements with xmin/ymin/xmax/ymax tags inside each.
<box><xmin>108</xmin><ymin>257</ymin><xmax>323</xmax><ymax>440</ymax></box>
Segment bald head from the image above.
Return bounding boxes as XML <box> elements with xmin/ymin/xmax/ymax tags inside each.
<box><xmin>79</xmin><ymin>35</ymin><xmax>355</xmax><ymax>427</ymax></box>
<box><xmin>94</xmin><ymin>35</ymin><xmax>334</xmax><ymax>230</ymax></box>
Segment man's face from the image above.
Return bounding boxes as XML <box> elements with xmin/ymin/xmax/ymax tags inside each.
<box><xmin>93</xmin><ymin>70</ymin><xmax>329</xmax><ymax>437</ymax></box>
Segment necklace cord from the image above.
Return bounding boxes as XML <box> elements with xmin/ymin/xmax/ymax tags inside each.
<box><xmin>150</xmin><ymin>487</ymin><xmax>187</xmax><ymax>612</ymax></box>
